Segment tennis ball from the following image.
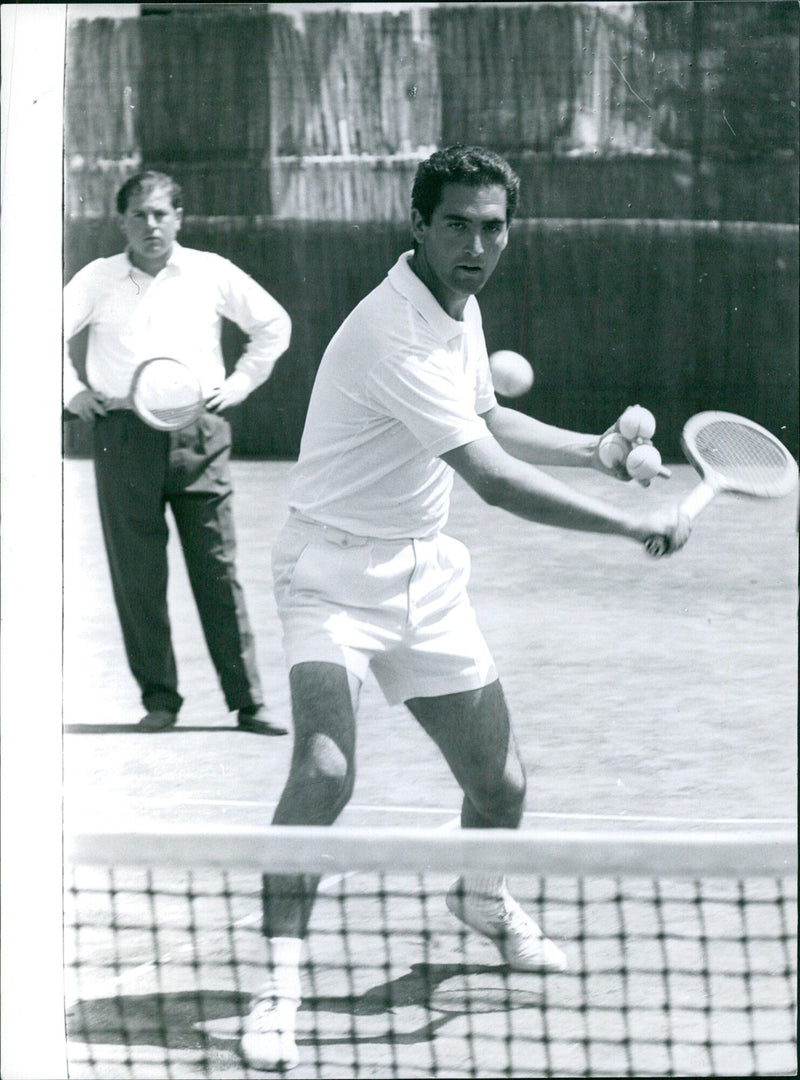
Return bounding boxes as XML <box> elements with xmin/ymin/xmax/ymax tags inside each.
<box><xmin>626</xmin><ymin>442</ymin><xmax>663</xmax><ymax>481</ymax></box>
<box><xmin>489</xmin><ymin>351</ymin><xmax>534</xmax><ymax>398</ymax></box>
<box><xmin>618</xmin><ymin>404</ymin><xmax>656</xmax><ymax>442</ymax></box>
<box><xmin>597</xmin><ymin>432</ymin><xmax>630</xmax><ymax>469</ymax></box>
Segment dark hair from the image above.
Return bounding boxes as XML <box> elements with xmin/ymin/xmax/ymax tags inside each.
<box><xmin>116</xmin><ymin>171</ymin><xmax>184</xmax><ymax>214</ymax></box>
<box><xmin>411</xmin><ymin>145</ymin><xmax>520</xmax><ymax>225</ymax></box>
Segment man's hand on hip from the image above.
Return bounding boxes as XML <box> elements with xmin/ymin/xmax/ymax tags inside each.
<box><xmin>205</xmin><ymin>371</ymin><xmax>252</xmax><ymax>413</ymax></box>
<box><xmin>65</xmin><ymin>388</ymin><xmax>109</xmax><ymax>421</ymax></box>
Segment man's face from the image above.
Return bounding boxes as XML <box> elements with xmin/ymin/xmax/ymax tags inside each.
<box><xmin>119</xmin><ymin>186</ymin><xmax>182</xmax><ymax>268</ymax></box>
<box><xmin>411</xmin><ymin>182</ymin><xmax>509</xmax><ymax>315</ymax></box>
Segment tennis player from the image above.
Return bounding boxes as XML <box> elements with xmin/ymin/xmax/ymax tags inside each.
<box><xmin>242</xmin><ymin>146</ymin><xmax>691</xmax><ymax>1070</ymax></box>
<box><xmin>64</xmin><ymin>170</ymin><xmax>292</xmax><ymax>735</ymax></box>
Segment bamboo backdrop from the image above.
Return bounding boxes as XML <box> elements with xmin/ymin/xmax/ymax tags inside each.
<box><xmin>63</xmin><ymin>3</ymin><xmax>798</xmax><ymax>459</ymax></box>
<box><xmin>438</xmin><ymin>3</ymin><xmax>654</xmax><ymax>152</ymax></box>
<box><xmin>65</xmin><ymin>2</ymin><xmax>799</xmax><ymax>221</ymax></box>
<box><xmin>268</xmin><ymin>8</ymin><xmax>440</xmax><ymax>158</ymax></box>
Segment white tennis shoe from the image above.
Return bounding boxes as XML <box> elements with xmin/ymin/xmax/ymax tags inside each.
<box><xmin>446</xmin><ymin>878</ymin><xmax>568</xmax><ymax>972</ymax></box>
<box><xmin>241</xmin><ymin>992</ymin><xmax>299</xmax><ymax>1072</ymax></box>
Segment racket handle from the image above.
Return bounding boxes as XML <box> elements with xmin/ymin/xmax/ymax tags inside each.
<box><xmin>680</xmin><ymin>480</ymin><xmax>717</xmax><ymax>519</ymax></box>
<box><xmin>644</xmin><ymin>480</ymin><xmax>717</xmax><ymax>558</ymax></box>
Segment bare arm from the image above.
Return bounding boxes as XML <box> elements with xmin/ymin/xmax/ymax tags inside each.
<box><xmin>484</xmin><ymin>403</ymin><xmax>614</xmax><ymax>472</ymax></box>
<box><xmin>442</xmin><ymin>435</ymin><xmax>689</xmax><ymax>551</ymax></box>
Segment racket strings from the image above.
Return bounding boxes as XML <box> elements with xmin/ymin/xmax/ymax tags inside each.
<box><xmin>132</xmin><ymin>358</ymin><xmax>204</xmax><ymax>431</ymax></box>
<box><xmin>693</xmin><ymin>420</ymin><xmax>794</xmax><ymax>490</ymax></box>
<box><xmin>143</xmin><ymin>402</ymin><xmax>204</xmax><ymax>423</ymax></box>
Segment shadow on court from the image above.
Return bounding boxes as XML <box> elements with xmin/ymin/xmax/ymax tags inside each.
<box><xmin>64</xmin><ymin>458</ymin><xmax>798</xmax><ymax>827</ymax></box>
<box><xmin>67</xmin><ymin>962</ymin><xmax>542</xmax><ymax>1052</ymax></box>
<box><xmin>310</xmin><ymin>961</ymin><xmax>542</xmax><ymax>1015</ymax></box>
<box><xmin>68</xmin><ymin>990</ymin><xmax>248</xmax><ymax>1046</ymax></box>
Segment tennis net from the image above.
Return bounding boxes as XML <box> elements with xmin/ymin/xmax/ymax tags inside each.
<box><xmin>65</xmin><ymin>825</ymin><xmax>797</xmax><ymax>1079</ymax></box>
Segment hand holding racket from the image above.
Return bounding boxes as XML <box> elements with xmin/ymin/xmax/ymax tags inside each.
<box><xmin>645</xmin><ymin>411</ymin><xmax>799</xmax><ymax>558</ymax></box>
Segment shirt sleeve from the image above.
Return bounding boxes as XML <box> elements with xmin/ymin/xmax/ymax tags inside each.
<box><xmin>366</xmin><ymin>348</ymin><xmax>490</xmax><ymax>457</ymax></box>
<box><xmin>63</xmin><ymin>262</ymin><xmax>98</xmax><ymax>405</ymax></box>
<box><xmin>217</xmin><ymin>259</ymin><xmax>292</xmax><ymax>391</ymax></box>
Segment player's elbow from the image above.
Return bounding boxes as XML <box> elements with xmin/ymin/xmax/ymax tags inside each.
<box><xmin>444</xmin><ymin>440</ymin><xmax>519</xmax><ymax>510</ymax></box>
<box><xmin>478</xmin><ymin>485</ymin><xmax>504</xmax><ymax>509</ymax></box>
<box><xmin>260</xmin><ymin>309</ymin><xmax>292</xmax><ymax>360</ymax></box>
<box><xmin>472</xmin><ymin>472</ymin><xmax>515</xmax><ymax>510</ymax></box>
<box><xmin>261</xmin><ymin>316</ymin><xmax>292</xmax><ymax>377</ymax></box>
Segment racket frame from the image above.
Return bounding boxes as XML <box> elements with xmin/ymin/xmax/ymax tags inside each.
<box><xmin>129</xmin><ymin>356</ymin><xmax>206</xmax><ymax>432</ymax></box>
<box><xmin>681</xmin><ymin>410</ymin><xmax>798</xmax><ymax>500</ymax></box>
<box><xmin>646</xmin><ymin>411</ymin><xmax>798</xmax><ymax>557</ymax></box>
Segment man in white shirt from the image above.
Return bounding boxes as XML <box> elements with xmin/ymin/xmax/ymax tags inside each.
<box><xmin>242</xmin><ymin>146</ymin><xmax>691</xmax><ymax>1071</ymax></box>
<box><xmin>64</xmin><ymin>170</ymin><xmax>292</xmax><ymax>735</ymax></box>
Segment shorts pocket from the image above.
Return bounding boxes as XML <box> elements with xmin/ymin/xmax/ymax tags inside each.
<box><xmin>272</xmin><ymin>534</ymin><xmax>346</xmax><ymax>605</ymax></box>
<box><xmin>440</xmin><ymin>533</ymin><xmax>471</xmax><ymax>586</ymax></box>
<box><xmin>273</xmin><ymin>535</ymin><xmax>309</xmax><ymax>601</ymax></box>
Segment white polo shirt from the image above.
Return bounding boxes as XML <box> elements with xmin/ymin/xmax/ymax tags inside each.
<box><xmin>289</xmin><ymin>251</ymin><xmax>497</xmax><ymax>539</ymax></box>
<box><xmin>63</xmin><ymin>242</ymin><xmax>291</xmax><ymax>404</ymax></box>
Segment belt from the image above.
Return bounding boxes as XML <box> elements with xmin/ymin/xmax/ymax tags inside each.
<box><xmin>288</xmin><ymin>512</ymin><xmax>422</xmax><ymax>548</ymax></box>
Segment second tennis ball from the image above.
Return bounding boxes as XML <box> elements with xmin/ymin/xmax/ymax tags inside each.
<box><xmin>626</xmin><ymin>442</ymin><xmax>663</xmax><ymax>481</ymax></box>
<box><xmin>598</xmin><ymin>432</ymin><xmax>630</xmax><ymax>469</ymax></box>
<box><xmin>618</xmin><ymin>404</ymin><xmax>656</xmax><ymax>442</ymax></box>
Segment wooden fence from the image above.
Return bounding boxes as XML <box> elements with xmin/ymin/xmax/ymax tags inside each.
<box><xmin>64</xmin><ymin>2</ymin><xmax>798</xmax><ymax>222</ymax></box>
<box><xmin>63</xmin><ymin>4</ymin><xmax>798</xmax><ymax>460</ymax></box>
<box><xmin>64</xmin><ymin>217</ymin><xmax>799</xmax><ymax>462</ymax></box>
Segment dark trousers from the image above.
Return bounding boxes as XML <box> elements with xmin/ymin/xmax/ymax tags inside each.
<box><xmin>92</xmin><ymin>410</ymin><xmax>264</xmax><ymax>715</ymax></box>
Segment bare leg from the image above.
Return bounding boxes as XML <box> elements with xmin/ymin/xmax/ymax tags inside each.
<box><xmin>405</xmin><ymin>679</ymin><xmax>526</xmax><ymax>829</ymax></box>
<box><xmin>262</xmin><ymin>661</ymin><xmax>361</xmax><ymax>937</ymax></box>
<box><xmin>407</xmin><ymin>681</ymin><xmax>566</xmax><ymax>973</ymax></box>
<box><xmin>245</xmin><ymin>663</ymin><xmax>361</xmax><ymax>1068</ymax></box>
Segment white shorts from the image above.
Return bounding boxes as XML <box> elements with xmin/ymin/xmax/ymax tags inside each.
<box><xmin>272</xmin><ymin>514</ymin><xmax>498</xmax><ymax>706</ymax></box>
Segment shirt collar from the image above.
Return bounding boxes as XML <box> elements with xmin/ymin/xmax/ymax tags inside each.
<box><xmin>123</xmin><ymin>241</ymin><xmax>186</xmax><ymax>278</ymax></box>
<box><xmin>387</xmin><ymin>251</ymin><xmax>468</xmax><ymax>342</ymax></box>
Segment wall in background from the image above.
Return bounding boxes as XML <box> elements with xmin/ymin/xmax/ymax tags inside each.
<box><xmin>65</xmin><ymin>2</ymin><xmax>799</xmax><ymax>222</ymax></box>
<box><xmin>64</xmin><ymin>217</ymin><xmax>798</xmax><ymax>460</ymax></box>
<box><xmin>63</xmin><ymin>2</ymin><xmax>798</xmax><ymax>459</ymax></box>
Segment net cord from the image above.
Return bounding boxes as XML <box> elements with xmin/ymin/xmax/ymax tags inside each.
<box><xmin>67</xmin><ymin>826</ymin><xmax>797</xmax><ymax>878</ymax></box>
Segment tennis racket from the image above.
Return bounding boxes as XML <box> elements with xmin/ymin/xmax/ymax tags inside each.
<box><xmin>645</xmin><ymin>411</ymin><xmax>799</xmax><ymax>558</ymax></box>
<box><xmin>126</xmin><ymin>356</ymin><xmax>206</xmax><ymax>431</ymax></box>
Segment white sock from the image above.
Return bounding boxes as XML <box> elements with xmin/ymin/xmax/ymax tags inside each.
<box><xmin>260</xmin><ymin>936</ymin><xmax>302</xmax><ymax>1005</ymax></box>
<box><xmin>460</xmin><ymin>874</ymin><xmax>507</xmax><ymax>904</ymax></box>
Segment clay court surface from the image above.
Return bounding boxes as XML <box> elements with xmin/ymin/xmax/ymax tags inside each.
<box><xmin>60</xmin><ymin>457</ymin><xmax>798</xmax><ymax>1078</ymax></box>
<box><xmin>63</xmin><ymin>456</ymin><xmax>797</xmax><ymax>835</ymax></box>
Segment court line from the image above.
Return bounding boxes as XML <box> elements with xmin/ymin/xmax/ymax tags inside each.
<box><xmin>103</xmin><ymin>797</ymin><xmax>795</xmax><ymax>827</ymax></box>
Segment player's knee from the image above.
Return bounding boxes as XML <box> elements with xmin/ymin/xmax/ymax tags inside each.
<box><xmin>474</xmin><ymin>761</ymin><xmax>526</xmax><ymax>827</ymax></box>
<box><xmin>294</xmin><ymin>733</ymin><xmax>354</xmax><ymax>813</ymax></box>
<box><xmin>495</xmin><ymin>769</ymin><xmax>526</xmax><ymax>826</ymax></box>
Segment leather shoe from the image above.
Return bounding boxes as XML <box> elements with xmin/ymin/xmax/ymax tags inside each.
<box><xmin>138</xmin><ymin>709</ymin><xmax>177</xmax><ymax>731</ymax></box>
<box><xmin>237</xmin><ymin>707</ymin><xmax>288</xmax><ymax>736</ymax></box>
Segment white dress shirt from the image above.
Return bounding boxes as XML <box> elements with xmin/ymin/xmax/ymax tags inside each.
<box><xmin>63</xmin><ymin>242</ymin><xmax>291</xmax><ymax>405</ymax></box>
